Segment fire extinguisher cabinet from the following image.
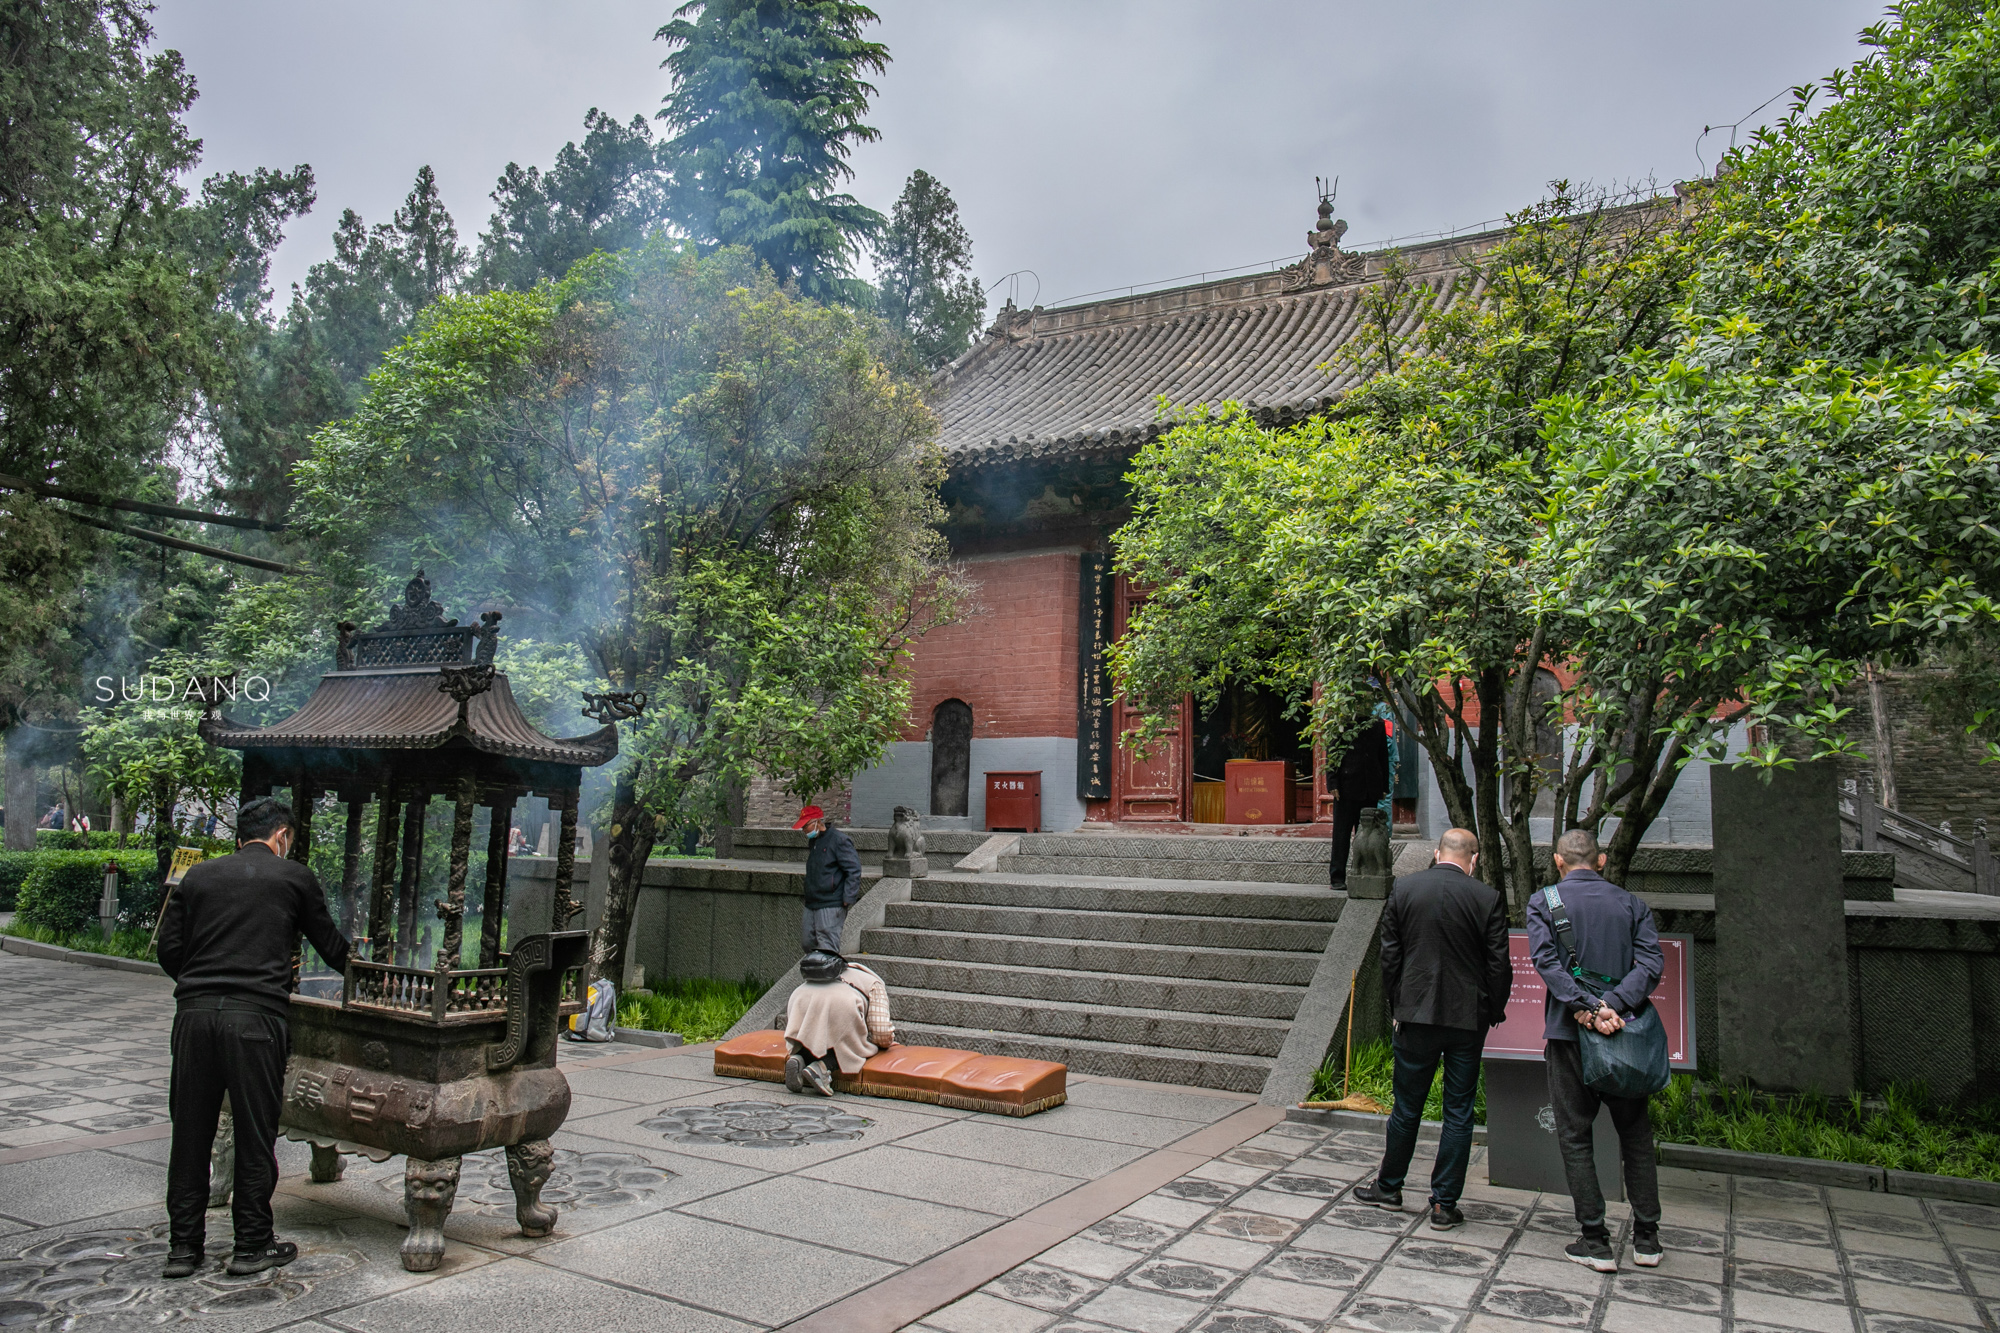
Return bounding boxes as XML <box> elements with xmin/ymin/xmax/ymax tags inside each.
<box><xmin>985</xmin><ymin>771</ymin><xmax>1043</xmax><ymax>832</ymax></box>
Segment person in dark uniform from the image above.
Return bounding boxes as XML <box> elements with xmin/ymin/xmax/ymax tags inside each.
<box><xmin>1329</xmin><ymin>716</ymin><xmax>1390</xmax><ymax>887</ymax></box>
<box><xmin>156</xmin><ymin>797</ymin><xmax>352</xmax><ymax>1279</ymax></box>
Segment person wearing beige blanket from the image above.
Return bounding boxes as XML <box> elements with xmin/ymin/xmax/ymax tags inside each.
<box><xmin>784</xmin><ymin>950</ymin><xmax>897</xmax><ymax>1096</ymax></box>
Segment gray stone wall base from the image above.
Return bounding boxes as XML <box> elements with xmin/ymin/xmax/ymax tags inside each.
<box><xmin>612</xmin><ymin>1028</ymin><xmax>684</xmax><ymax>1049</ymax></box>
<box><xmin>720</xmin><ymin>875</ymin><xmax>914</xmax><ymax>1042</ymax></box>
<box><xmin>1</xmin><ymin>934</ymin><xmax>164</xmax><ymax>976</ymax></box>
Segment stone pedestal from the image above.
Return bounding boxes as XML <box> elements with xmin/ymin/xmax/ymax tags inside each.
<box><xmin>881</xmin><ymin>855</ymin><xmax>928</xmax><ymax>878</ymax></box>
<box><xmin>1485</xmin><ymin>1058</ymin><xmax>1622</xmax><ymax>1200</ymax></box>
<box><xmin>1711</xmin><ymin>762</ymin><xmax>1854</xmax><ymax>1095</ymax></box>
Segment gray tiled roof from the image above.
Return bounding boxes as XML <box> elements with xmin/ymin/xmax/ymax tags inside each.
<box><xmin>934</xmin><ymin>228</ymin><xmax>1502</xmax><ymax>468</ymax></box>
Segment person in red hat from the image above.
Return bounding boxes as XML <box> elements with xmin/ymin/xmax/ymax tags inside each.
<box><xmin>796</xmin><ymin>805</ymin><xmax>863</xmax><ymax>951</ymax></box>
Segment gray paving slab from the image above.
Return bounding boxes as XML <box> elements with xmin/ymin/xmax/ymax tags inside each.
<box><xmin>325</xmin><ymin>1256</ymin><xmax>754</xmax><ymax>1333</ymax></box>
<box><xmin>0</xmin><ymin>1146</ymin><xmax>167</xmax><ymax>1224</ymax></box>
<box><xmin>680</xmin><ymin>1172</ymin><xmax>1002</xmax><ymax>1261</ymax></box>
<box><xmin>530</xmin><ymin>1208</ymin><xmax>898</xmax><ymax>1325</ymax></box>
<box><xmin>1000</xmin><ymin>1102</ymin><xmax>1213</xmax><ymax>1149</ymax></box>
<box><xmin>893</xmin><ymin>1117</ymin><xmax>1155</xmax><ymax>1177</ymax></box>
<box><xmin>800</xmin><ymin>1141</ymin><xmax>1081</xmax><ymax>1213</ymax></box>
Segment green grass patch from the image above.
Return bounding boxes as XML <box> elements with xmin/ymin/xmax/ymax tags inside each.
<box><xmin>1650</xmin><ymin>1075</ymin><xmax>2000</xmax><ymax>1181</ymax></box>
<box><xmin>0</xmin><ymin>919</ymin><xmax>158</xmax><ymax>963</ymax></box>
<box><xmin>1310</xmin><ymin>1038</ymin><xmax>1488</xmax><ymax>1124</ymax></box>
<box><xmin>618</xmin><ymin>976</ymin><xmax>765</xmax><ymax>1043</ymax></box>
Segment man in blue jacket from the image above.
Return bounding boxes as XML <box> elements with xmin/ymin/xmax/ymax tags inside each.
<box><xmin>1526</xmin><ymin>828</ymin><xmax>1665</xmax><ymax>1274</ymax></box>
<box><xmin>797</xmin><ymin>805</ymin><xmax>863</xmax><ymax>951</ymax></box>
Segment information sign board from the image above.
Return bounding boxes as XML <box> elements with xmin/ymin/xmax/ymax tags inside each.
<box><xmin>1483</xmin><ymin>930</ymin><xmax>1696</xmax><ymax>1069</ymax></box>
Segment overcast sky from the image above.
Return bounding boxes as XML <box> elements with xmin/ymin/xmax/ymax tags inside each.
<box><xmin>150</xmin><ymin>0</ymin><xmax>1891</xmax><ymax>314</ymax></box>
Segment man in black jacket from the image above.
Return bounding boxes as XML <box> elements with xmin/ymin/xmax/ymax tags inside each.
<box><xmin>796</xmin><ymin>804</ymin><xmax>863</xmax><ymax>951</ymax></box>
<box><xmin>1352</xmin><ymin>827</ymin><xmax>1510</xmax><ymax>1229</ymax></box>
<box><xmin>156</xmin><ymin>797</ymin><xmax>351</xmax><ymax>1280</ymax></box>
<box><xmin>1329</xmin><ymin>717</ymin><xmax>1389</xmax><ymax>888</ymax></box>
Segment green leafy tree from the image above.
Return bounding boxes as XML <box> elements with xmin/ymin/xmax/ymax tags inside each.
<box><xmin>657</xmin><ymin>0</ymin><xmax>888</xmax><ymax>305</ymax></box>
<box><xmin>875</xmin><ymin>169</ymin><xmax>985</xmax><ymax>369</ymax></box>
<box><xmin>293</xmin><ymin>239</ymin><xmax>963</xmax><ymax>983</ymax></box>
<box><xmin>0</xmin><ymin>1</ymin><xmax>312</xmax><ymax>843</ymax></box>
<box><xmin>1550</xmin><ymin>0</ymin><xmax>2000</xmax><ymax>771</ymax></box>
<box><xmin>80</xmin><ymin>651</ymin><xmax>242</xmax><ymax>880</ymax></box>
<box><xmin>473</xmin><ymin>109</ymin><xmax>671</xmax><ymax>292</ymax></box>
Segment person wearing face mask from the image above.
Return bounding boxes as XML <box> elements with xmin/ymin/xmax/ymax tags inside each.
<box><xmin>796</xmin><ymin>804</ymin><xmax>863</xmax><ymax>951</ymax></box>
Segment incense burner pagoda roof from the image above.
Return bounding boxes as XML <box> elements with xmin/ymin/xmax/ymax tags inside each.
<box><xmin>934</xmin><ymin>220</ymin><xmax>1504</xmax><ymax>470</ymax></box>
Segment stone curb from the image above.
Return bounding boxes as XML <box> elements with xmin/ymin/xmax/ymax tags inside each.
<box><xmin>611</xmin><ymin>1027</ymin><xmax>684</xmax><ymax>1049</ymax></box>
<box><xmin>1658</xmin><ymin>1140</ymin><xmax>2000</xmax><ymax>1205</ymax></box>
<box><xmin>1285</xmin><ymin>1105</ymin><xmax>1489</xmax><ymax>1144</ymax></box>
<box><xmin>0</xmin><ymin>933</ymin><xmax>164</xmax><ymax>976</ymax></box>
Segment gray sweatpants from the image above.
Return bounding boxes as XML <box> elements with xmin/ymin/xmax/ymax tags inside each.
<box><xmin>801</xmin><ymin>906</ymin><xmax>845</xmax><ymax>952</ymax></box>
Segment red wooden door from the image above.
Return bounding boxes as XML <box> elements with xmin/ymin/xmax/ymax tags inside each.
<box><xmin>1111</xmin><ymin>576</ymin><xmax>1188</xmax><ymax>822</ymax></box>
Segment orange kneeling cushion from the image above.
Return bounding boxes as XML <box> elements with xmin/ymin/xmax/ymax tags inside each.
<box><xmin>713</xmin><ymin>1029</ymin><xmax>789</xmax><ymax>1082</ymax></box>
<box><xmin>939</xmin><ymin>1054</ymin><xmax>1067</xmax><ymax>1116</ymax></box>
<box><xmin>855</xmin><ymin>1046</ymin><xmax>980</xmax><ymax>1103</ymax></box>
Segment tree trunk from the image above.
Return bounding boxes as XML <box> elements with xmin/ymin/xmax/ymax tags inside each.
<box><xmin>3</xmin><ymin>730</ymin><xmax>35</xmax><ymax>852</ymax></box>
<box><xmin>1866</xmin><ymin>662</ymin><xmax>1898</xmax><ymax>812</ymax></box>
<box><xmin>588</xmin><ymin>773</ymin><xmax>660</xmax><ymax>987</ymax></box>
<box><xmin>153</xmin><ymin>783</ymin><xmax>176</xmax><ymax>884</ymax></box>
<box><xmin>1473</xmin><ymin>669</ymin><xmax>1506</xmax><ymax>902</ymax></box>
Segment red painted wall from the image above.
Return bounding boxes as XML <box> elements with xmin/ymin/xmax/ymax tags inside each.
<box><xmin>902</xmin><ymin>551</ymin><xmax>1080</xmax><ymax>741</ymax></box>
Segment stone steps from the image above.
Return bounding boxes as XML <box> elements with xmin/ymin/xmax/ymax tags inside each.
<box><xmin>859</xmin><ymin>927</ymin><xmax>1325</xmax><ymax>986</ymax></box>
<box><xmin>865</xmin><ymin>956</ymin><xmax>1305</xmax><ymax>1019</ymax></box>
<box><xmin>887</xmin><ymin>1020</ymin><xmax>1277</xmax><ymax>1094</ymax></box>
<box><xmin>880</xmin><ymin>900</ymin><xmax>1334</xmax><ymax>952</ymax></box>
<box><xmin>889</xmin><ymin>987</ymin><xmax>1294</xmax><ymax>1057</ymax></box>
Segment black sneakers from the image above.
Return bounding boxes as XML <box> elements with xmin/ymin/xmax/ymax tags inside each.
<box><xmin>1351</xmin><ymin>1180</ymin><xmax>1403</xmax><ymax>1210</ymax></box>
<box><xmin>161</xmin><ymin>1245</ymin><xmax>202</xmax><ymax>1279</ymax></box>
<box><xmin>226</xmin><ymin>1241</ymin><xmax>298</xmax><ymax>1277</ymax></box>
<box><xmin>784</xmin><ymin>1052</ymin><xmax>805</xmax><ymax>1094</ymax></box>
<box><xmin>1632</xmin><ymin>1229</ymin><xmax>1664</xmax><ymax>1267</ymax></box>
<box><xmin>1565</xmin><ymin>1235</ymin><xmax>1618</xmax><ymax>1273</ymax></box>
<box><xmin>1429</xmin><ymin>1202</ymin><xmax>1464</xmax><ymax>1230</ymax></box>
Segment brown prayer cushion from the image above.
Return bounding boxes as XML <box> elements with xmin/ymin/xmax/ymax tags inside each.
<box><xmin>939</xmin><ymin>1054</ymin><xmax>1068</xmax><ymax>1116</ymax></box>
<box><xmin>854</xmin><ymin>1045</ymin><xmax>981</xmax><ymax>1103</ymax></box>
<box><xmin>713</xmin><ymin>1029</ymin><xmax>789</xmax><ymax>1082</ymax></box>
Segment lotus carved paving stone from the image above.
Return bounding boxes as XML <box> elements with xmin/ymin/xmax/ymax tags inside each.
<box><xmin>1838</xmin><ymin>1211</ymin><xmax>1933</xmax><ymax>1237</ymax></box>
<box><xmin>1268</xmin><ymin>1251</ymin><xmax>1363</xmax><ymax>1286</ymax></box>
<box><xmin>639</xmin><ymin>1101</ymin><xmax>870</xmax><ymax>1148</ymax></box>
<box><xmin>1621</xmin><ymin>1275</ymin><xmax>1720</xmax><ymax>1308</ymax></box>
<box><xmin>1131</xmin><ymin>1261</ymin><xmax>1230</xmax><ymax>1294</ymax></box>
<box><xmin>1162</xmin><ymin>1179</ymin><xmax>1239</xmax><ymax>1203</ymax></box>
<box><xmin>989</xmin><ymin>1263</ymin><xmax>1093</xmax><ymax>1309</ymax></box>
<box><xmin>1201</xmin><ymin>1314</ymin><xmax>1313</xmax><ymax>1333</ymax></box>
<box><xmin>1656</xmin><ymin>1225</ymin><xmax>1723</xmax><ymax>1253</ymax></box>
<box><xmin>0</xmin><ymin>1223</ymin><xmax>361</xmax><ymax>1330</ymax></box>
<box><xmin>1264</xmin><ymin>1173</ymin><xmax>1345</xmax><ymax>1197</ymax></box>
<box><xmin>1484</xmin><ymin>1285</ymin><xmax>1592</xmax><ymax>1325</ymax></box>
<box><xmin>1849</xmin><ymin>1255</ymin><xmax>1961</xmax><ymax>1289</ymax></box>
<box><xmin>1934</xmin><ymin>1203</ymin><xmax>2000</xmax><ymax>1228</ymax></box>
<box><xmin>1340</xmin><ymin>1297</ymin><xmax>1458</xmax><ymax>1332</ymax></box>
<box><xmin>1085</xmin><ymin>1217</ymin><xmax>1174</xmax><ymax>1249</ymax></box>
<box><xmin>1737</xmin><ymin>1263</ymin><xmax>1843</xmax><ymax>1299</ymax></box>
<box><xmin>1395</xmin><ymin>1242</ymin><xmax>1489</xmax><ymax>1272</ymax></box>
<box><xmin>370</xmin><ymin>1146</ymin><xmax>675</xmax><ymax>1214</ymax></box>
<box><xmin>1735</xmin><ymin>1217</ymin><xmax>1831</xmax><ymax>1244</ymax></box>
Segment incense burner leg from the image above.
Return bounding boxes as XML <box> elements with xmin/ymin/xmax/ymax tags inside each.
<box><xmin>309</xmin><ymin>1142</ymin><xmax>345</xmax><ymax>1183</ymax></box>
<box><xmin>208</xmin><ymin>1094</ymin><xmax>234</xmax><ymax>1208</ymax></box>
<box><xmin>506</xmin><ymin>1138</ymin><xmax>558</xmax><ymax>1237</ymax></box>
<box><xmin>400</xmin><ymin>1155</ymin><xmax>462</xmax><ymax>1272</ymax></box>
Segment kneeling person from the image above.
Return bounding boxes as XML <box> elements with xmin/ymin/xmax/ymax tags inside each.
<box><xmin>783</xmin><ymin>951</ymin><xmax>895</xmax><ymax>1096</ymax></box>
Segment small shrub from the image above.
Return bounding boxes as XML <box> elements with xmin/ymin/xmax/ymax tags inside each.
<box><xmin>16</xmin><ymin>850</ymin><xmax>159</xmax><ymax>932</ymax></box>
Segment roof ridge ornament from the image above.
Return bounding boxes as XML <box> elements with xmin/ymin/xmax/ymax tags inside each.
<box><xmin>1279</xmin><ymin>177</ymin><xmax>1363</xmax><ymax>292</ymax></box>
<box><xmin>385</xmin><ymin>570</ymin><xmax>458</xmax><ymax>632</ymax></box>
<box><xmin>985</xmin><ymin>299</ymin><xmax>1038</xmax><ymax>342</ymax></box>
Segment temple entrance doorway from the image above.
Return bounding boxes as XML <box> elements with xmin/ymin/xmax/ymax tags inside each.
<box><xmin>930</xmin><ymin>698</ymin><xmax>973</xmax><ymax>816</ymax></box>
<box><xmin>1190</xmin><ymin>683</ymin><xmax>1317</xmax><ymax>824</ymax></box>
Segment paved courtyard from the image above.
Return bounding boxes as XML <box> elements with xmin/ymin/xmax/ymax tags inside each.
<box><xmin>3</xmin><ymin>949</ymin><xmax>1996</xmax><ymax>1333</ymax></box>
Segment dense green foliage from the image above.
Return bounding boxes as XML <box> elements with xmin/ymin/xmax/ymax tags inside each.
<box><xmin>0</xmin><ymin>919</ymin><xmax>160</xmax><ymax>962</ymax></box>
<box><xmin>474</xmin><ymin>109</ymin><xmax>671</xmax><ymax>294</ymax></box>
<box><xmin>16</xmin><ymin>848</ymin><xmax>158</xmax><ymax>933</ymax></box>
<box><xmin>658</xmin><ymin>0</ymin><xmax>888</xmax><ymax>304</ymax></box>
<box><xmin>292</xmin><ymin>239</ymin><xmax>961</xmax><ymax>981</ymax></box>
<box><xmin>0</xmin><ymin>850</ymin><xmax>34</xmax><ymax>909</ymax></box>
<box><xmin>618</xmin><ymin>975</ymin><xmax>766</xmax><ymax>1042</ymax></box>
<box><xmin>1115</xmin><ymin>1</ymin><xmax>2000</xmax><ymax>898</ymax></box>
<box><xmin>874</xmin><ymin>169</ymin><xmax>985</xmax><ymax>368</ymax></box>
<box><xmin>1651</xmin><ymin>1075</ymin><xmax>2000</xmax><ymax>1182</ymax></box>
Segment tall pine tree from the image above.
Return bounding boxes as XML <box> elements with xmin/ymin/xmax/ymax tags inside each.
<box><xmin>473</xmin><ymin>109</ymin><xmax>671</xmax><ymax>292</ymax></box>
<box><xmin>656</xmin><ymin>0</ymin><xmax>887</xmax><ymax>305</ymax></box>
<box><xmin>875</xmin><ymin>169</ymin><xmax>984</xmax><ymax>369</ymax></box>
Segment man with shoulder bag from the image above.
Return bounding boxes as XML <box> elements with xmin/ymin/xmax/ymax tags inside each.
<box><xmin>1526</xmin><ymin>828</ymin><xmax>1667</xmax><ymax>1274</ymax></box>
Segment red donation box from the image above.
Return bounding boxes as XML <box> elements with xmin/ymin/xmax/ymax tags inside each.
<box><xmin>985</xmin><ymin>771</ymin><xmax>1042</xmax><ymax>832</ymax></box>
<box><xmin>1224</xmin><ymin>759</ymin><xmax>1292</xmax><ymax>825</ymax></box>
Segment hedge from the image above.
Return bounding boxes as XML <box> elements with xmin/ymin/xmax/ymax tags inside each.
<box><xmin>0</xmin><ymin>851</ymin><xmax>34</xmax><ymax>911</ymax></box>
<box><xmin>16</xmin><ymin>850</ymin><xmax>163</xmax><ymax>933</ymax></box>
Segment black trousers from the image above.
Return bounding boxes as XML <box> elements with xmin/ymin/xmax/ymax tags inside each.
<box><xmin>1545</xmin><ymin>1037</ymin><xmax>1661</xmax><ymax>1236</ymax></box>
<box><xmin>168</xmin><ymin>1001</ymin><xmax>289</xmax><ymax>1251</ymax></box>
<box><xmin>1329</xmin><ymin>798</ymin><xmax>1366</xmax><ymax>884</ymax></box>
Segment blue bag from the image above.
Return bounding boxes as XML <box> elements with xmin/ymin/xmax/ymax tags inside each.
<box><xmin>1542</xmin><ymin>885</ymin><xmax>1670</xmax><ymax>1099</ymax></box>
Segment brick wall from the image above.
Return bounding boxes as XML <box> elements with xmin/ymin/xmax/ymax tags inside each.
<box><xmin>745</xmin><ymin>774</ymin><xmax>851</xmax><ymax>828</ymax></box>
<box><xmin>1822</xmin><ymin>668</ymin><xmax>2000</xmax><ymax>832</ymax></box>
<box><xmin>902</xmin><ymin>550</ymin><xmax>1081</xmax><ymax>742</ymax></box>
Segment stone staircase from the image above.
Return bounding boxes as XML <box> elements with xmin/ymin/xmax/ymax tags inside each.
<box><xmin>886</xmin><ymin>832</ymin><xmax>1346</xmax><ymax>1092</ymax></box>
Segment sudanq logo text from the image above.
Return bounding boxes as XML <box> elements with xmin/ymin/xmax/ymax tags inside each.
<box><xmin>93</xmin><ymin>675</ymin><xmax>272</xmax><ymax>705</ymax></box>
